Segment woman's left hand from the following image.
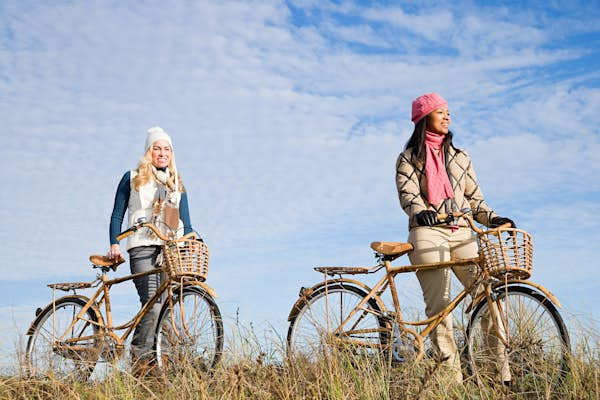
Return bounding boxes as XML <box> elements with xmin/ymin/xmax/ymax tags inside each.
<box><xmin>490</xmin><ymin>216</ymin><xmax>516</xmax><ymax>228</ymax></box>
<box><xmin>107</xmin><ymin>244</ymin><xmax>122</xmax><ymax>260</ymax></box>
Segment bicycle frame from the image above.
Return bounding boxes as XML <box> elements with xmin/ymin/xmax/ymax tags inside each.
<box><xmin>332</xmin><ymin>258</ymin><xmax>479</xmax><ymax>347</ymax></box>
<box><xmin>35</xmin><ymin>264</ymin><xmax>216</xmax><ymax>356</ymax></box>
<box><xmin>63</xmin><ymin>267</ymin><xmax>166</xmax><ymax>346</ymax></box>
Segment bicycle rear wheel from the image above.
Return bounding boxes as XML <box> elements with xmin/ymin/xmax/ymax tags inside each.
<box><xmin>25</xmin><ymin>297</ymin><xmax>100</xmax><ymax>381</ymax></box>
<box><xmin>287</xmin><ymin>283</ymin><xmax>388</xmax><ymax>361</ymax></box>
<box><xmin>155</xmin><ymin>286</ymin><xmax>223</xmax><ymax>373</ymax></box>
<box><xmin>466</xmin><ymin>285</ymin><xmax>570</xmax><ymax>390</ymax></box>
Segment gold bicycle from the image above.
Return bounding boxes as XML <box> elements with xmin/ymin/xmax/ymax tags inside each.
<box><xmin>25</xmin><ymin>219</ymin><xmax>223</xmax><ymax>381</ymax></box>
<box><xmin>287</xmin><ymin>211</ymin><xmax>570</xmax><ymax>389</ymax></box>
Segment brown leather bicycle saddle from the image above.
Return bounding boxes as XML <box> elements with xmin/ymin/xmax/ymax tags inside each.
<box><xmin>89</xmin><ymin>254</ymin><xmax>126</xmax><ymax>268</ymax></box>
<box><xmin>370</xmin><ymin>241</ymin><xmax>414</xmax><ymax>257</ymax></box>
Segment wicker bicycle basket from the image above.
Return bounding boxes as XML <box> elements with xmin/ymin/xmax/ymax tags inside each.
<box><xmin>477</xmin><ymin>228</ymin><xmax>533</xmax><ymax>279</ymax></box>
<box><xmin>162</xmin><ymin>238</ymin><xmax>209</xmax><ymax>281</ymax></box>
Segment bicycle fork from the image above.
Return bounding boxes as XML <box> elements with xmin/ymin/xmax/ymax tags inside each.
<box><xmin>484</xmin><ymin>285</ymin><xmax>510</xmax><ymax>347</ymax></box>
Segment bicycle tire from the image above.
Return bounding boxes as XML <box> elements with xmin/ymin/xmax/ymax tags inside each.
<box><xmin>25</xmin><ymin>296</ymin><xmax>100</xmax><ymax>381</ymax></box>
<box><xmin>466</xmin><ymin>285</ymin><xmax>570</xmax><ymax>390</ymax></box>
<box><xmin>287</xmin><ymin>283</ymin><xmax>388</xmax><ymax>361</ymax></box>
<box><xmin>155</xmin><ymin>286</ymin><xmax>223</xmax><ymax>372</ymax></box>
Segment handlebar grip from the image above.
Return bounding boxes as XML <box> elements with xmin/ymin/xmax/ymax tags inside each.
<box><xmin>181</xmin><ymin>231</ymin><xmax>198</xmax><ymax>240</ymax></box>
<box><xmin>116</xmin><ymin>228</ymin><xmax>136</xmax><ymax>241</ymax></box>
<box><xmin>180</xmin><ymin>231</ymin><xmax>205</xmax><ymax>242</ymax></box>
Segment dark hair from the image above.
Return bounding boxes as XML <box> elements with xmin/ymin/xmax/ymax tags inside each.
<box><xmin>404</xmin><ymin>115</ymin><xmax>458</xmax><ymax>161</ymax></box>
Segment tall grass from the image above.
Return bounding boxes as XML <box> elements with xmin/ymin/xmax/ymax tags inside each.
<box><xmin>2</xmin><ymin>320</ymin><xmax>598</xmax><ymax>400</ymax></box>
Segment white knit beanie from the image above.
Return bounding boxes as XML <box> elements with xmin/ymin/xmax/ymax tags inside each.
<box><xmin>145</xmin><ymin>126</ymin><xmax>173</xmax><ymax>151</ymax></box>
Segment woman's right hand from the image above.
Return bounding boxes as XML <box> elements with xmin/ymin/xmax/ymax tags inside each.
<box><xmin>415</xmin><ymin>210</ymin><xmax>438</xmax><ymax>226</ymax></box>
<box><xmin>107</xmin><ymin>244</ymin><xmax>122</xmax><ymax>260</ymax></box>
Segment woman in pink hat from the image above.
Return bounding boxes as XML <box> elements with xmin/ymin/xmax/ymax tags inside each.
<box><xmin>396</xmin><ymin>93</ymin><xmax>514</xmax><ymax>384</ymax></box>
<box><xmin>106</xmin><ymin>126</ymin><xmax>194</xmax><ymax>375</ymax></box>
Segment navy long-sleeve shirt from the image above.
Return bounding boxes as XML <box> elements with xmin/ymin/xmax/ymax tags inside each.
<box><xmin>109</xmin><ymin>171</ymin><xmax>193</xmax><ymax>244</ymax></box>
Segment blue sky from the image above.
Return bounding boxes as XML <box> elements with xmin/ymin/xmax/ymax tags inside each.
<box><xmin>1</xmin><ymin>0</ymin><xmax>599</xmax><ymax>368</ymax></box>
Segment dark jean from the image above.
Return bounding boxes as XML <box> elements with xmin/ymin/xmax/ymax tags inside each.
<box><xmin>128</xmin><ymin>245</ymin><xmax>163</xmax><ymax>361</ymax></box>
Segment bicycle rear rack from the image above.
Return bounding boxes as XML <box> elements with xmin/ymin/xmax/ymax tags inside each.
<box><xmin>47</xmin><ymin>282</ymin><xmax>95</xmax><ymax>292</ymax></box>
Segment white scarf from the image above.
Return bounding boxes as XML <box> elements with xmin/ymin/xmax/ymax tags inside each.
<box><xmin>149</xmin><ymin>166</ymin><xmax>181</xmax><ymax>237</ymax></box>
<box><xmin>151</xmin><ymin>166</ymin><xmax>181</xmax><ymax>204</ymax></box>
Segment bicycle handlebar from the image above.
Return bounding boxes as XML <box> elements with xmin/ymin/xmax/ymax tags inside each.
<box><xmin>116</xmin><ymin>220</ymin><xmax>200</xmax><ymax>242</ymax></box>
<box><xmin>437</xmin><ymin>211</ymin><xmax>512</xmax><ymax>234</ymax></box>
<box><xmin>115</xmin><ymin>222</ymin><xmax>164</xmax><ymax>241</ymax></box>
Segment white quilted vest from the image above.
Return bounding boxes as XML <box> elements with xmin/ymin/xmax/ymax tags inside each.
<box><xmin>125</xmin><ymin>170</ymin><xmax>182</xmax><ymax>250</ymax></box>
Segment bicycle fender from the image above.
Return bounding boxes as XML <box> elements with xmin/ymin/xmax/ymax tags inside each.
<box><xmin>26</xmin><ymin>295</ymin><xmax>103</xmax><ymax>335</ymax></box>
<box><xmin>467</xmin><ymin>281</ymin><xmax>562</xmax><ymax>313</ymax></box>
<box><xmin>500</xmin><ymin>280</ymin><xmax>563</xmax><ymax>308</ymax></box>
<box><xmin>287</xmin><ymin>278</ymin><xmax>387</xmax><ymax>322</ymax></box>
<box><xmin>175</xmin><ymin>279</ymin><xmax>218</xmax><ymax>298</ymax></box>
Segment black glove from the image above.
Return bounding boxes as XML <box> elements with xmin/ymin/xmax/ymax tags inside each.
<box><xmin>490</xmin><ymin>216</ymin><xmax>516</xmax><ymax>228</ymax></box>
<box><xmin>415</xmin><ymin>210</ymin><xmax>438</xmax><ymax>227</ymax></box>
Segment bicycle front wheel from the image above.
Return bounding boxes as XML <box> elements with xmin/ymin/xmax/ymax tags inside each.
<box><xmin>25</xmin><ymin>297</ymin><xmax>100</xmax><ymax>381</ymax></box>
<box><xmin>287</xmin><ymin>283</ymin><xmax>388</xmax><ymax>361</ymax></box>
<box><xmin>155</xmin><ymin>286</ymin><xmax>223</xmax><ymax>372</ymax></box>
<box><xmin>466</xmin><ymin>285</ymin><xmax>570</xmax><ymax>390</ymax></box>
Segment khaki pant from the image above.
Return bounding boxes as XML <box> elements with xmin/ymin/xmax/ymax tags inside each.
<box><xmin>408</xmin><ymin>226</ymin><xmax>510</xmax><ymax>383</ymax></box>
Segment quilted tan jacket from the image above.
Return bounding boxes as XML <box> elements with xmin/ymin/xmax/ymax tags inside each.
<box><xmin>396</xmin><ymin>145</ymin><xmax>498</xmax><ymax>230</ymax></box>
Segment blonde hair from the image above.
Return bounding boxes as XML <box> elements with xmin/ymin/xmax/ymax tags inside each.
<box><xmin>132</xmin><ymin>148</ymin><xmax>185</xmax><ymax>192</ymax></box>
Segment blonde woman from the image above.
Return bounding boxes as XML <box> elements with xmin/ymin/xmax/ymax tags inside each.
<box><xmin>107</xmin><ymin>126</ymin><xmax>193</xmax><ymax>373</ymax></box>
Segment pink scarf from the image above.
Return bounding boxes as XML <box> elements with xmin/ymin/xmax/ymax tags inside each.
<box><xmin>425</xmin><ymin>131</ymin><xmax>454</xmax><ymax>205</ymax></box>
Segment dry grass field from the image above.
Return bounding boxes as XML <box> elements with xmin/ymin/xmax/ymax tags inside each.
<box><xmin>1</xmin><ymin>319</ymin><xmax>598</xmax><ymax>400</ymax></box>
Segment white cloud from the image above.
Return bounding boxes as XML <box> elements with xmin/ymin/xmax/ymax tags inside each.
<box><xmin>467</xmin><ymin>133</ymin><xmax>600</xmax><ymax>202</ymax></box>
<box><xmin>362</xmin><ymin>6</ymin><xmax>454</xmax><ymax>42</ymax></box>
<box><xmin>321</xmin><ymin>21</ymin><xmax>391</xmax><ymax>47</ymax></box>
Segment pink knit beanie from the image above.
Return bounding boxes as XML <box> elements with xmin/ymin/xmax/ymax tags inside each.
<box><xmin>411</xmin><ymin>93</ymin><xmax>448</xmax><ymax>124</ymax></box>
